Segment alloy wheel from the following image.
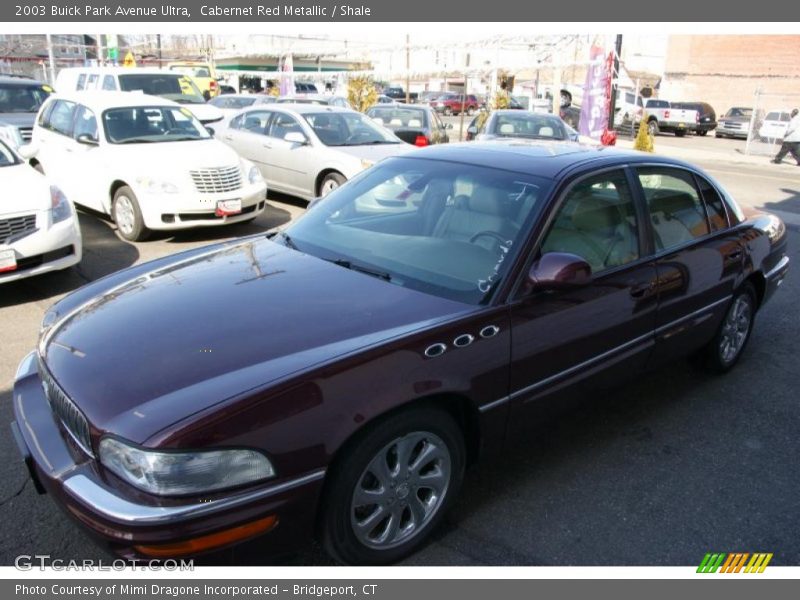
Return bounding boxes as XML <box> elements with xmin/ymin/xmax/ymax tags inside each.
<box><xmin>114</xmin><ymin>195</ymin><xmax>136</xmax><ymax>236</ymax></box>
<box><xmin>718</xmin><ymin>295</ymin><xmax>753</xmax><ymax>365</ymax></box>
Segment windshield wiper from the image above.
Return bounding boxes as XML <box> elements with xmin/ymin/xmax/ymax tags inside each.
<box><xmin>328</xmin><ymin>258</ymin><xmax>392</xmax><ymax>281</ymax></box>
<box><xmin>276</xmin><ymin>230</ymin><xmax>299</xmax><ymax>251</ymax></box>
<box><xmin>116</xmin><ymin>137</ymin><xmax>156</xmax><ymax>144</ymax></box>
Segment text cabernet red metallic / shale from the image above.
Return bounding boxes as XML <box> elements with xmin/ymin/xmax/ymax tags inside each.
<box><xmin>44</xmin><ymin>4</ymin><xmax>373</xmax><ymax>18</ymax></box>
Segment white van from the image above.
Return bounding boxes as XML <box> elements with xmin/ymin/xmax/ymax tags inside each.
<box><xmin>54</xmin><ymin>67</ymin><xmax>223</xmax><ymax>124</ymax></box>
<box><xmin>23</xmin><ymin>91</ymin><xmax>267</xmax><ymax>241</ymax></box>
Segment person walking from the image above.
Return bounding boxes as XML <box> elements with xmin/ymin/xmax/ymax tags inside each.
<box><xmin>771</xmin><ymin>108</ymin><xmax>800</xmax><ymax>165</ymax></box>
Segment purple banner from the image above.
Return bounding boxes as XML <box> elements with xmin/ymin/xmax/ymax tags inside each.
<box><xmin>579</xmin><ymin>45</ymin><xmax>611</xmax><ymax>139</ymax></box>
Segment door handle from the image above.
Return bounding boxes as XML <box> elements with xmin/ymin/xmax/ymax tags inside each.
<box><xmin>725</xmin><ymin>249</ymin><xmax>743</xmax><ymax>261</ymax></box>
<box><xmin>262</xmin><ymin>142</ymin><xmax>272</xmax><ymax>149</ymax></box>
<box><xmin>630</xmin><ymin>282</ymin><xmax>656</xmax><ymax>299</ymax></box>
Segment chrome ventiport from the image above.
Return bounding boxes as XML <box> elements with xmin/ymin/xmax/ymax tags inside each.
<box><xmin>453</xmin><ymin>334</ymin><xmax>475</xmax><ymax>348</ymax></box>
<box><xmin>424</xmin><ymin>343</ymin><xmax>448</xmax><ymax>358</ymax></box>
<box><xmin>479</xmin><ymin>325</ymin><xmax>500</xmax><ymax>338</ymax></box>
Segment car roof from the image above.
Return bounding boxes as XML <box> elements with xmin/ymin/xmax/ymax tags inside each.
<box><xmin>0</xmin><ymin>75</ymin><xmax>45</xmax><ymax>85</ymax></box>
<box><xmin>45</xmin><ymin>90</ymin><xmax>181</xmax><ymax>111</ymax></box>
<box><xmin>403</xmin><ymin>139</ymin><xmax>698</xmax><ymax>179</ymax></box>
<box><xmin>368</xmin><ymin>104</ymin><xmax>427</xmax><ymax>111</ymax></box>
<box><xmin>58</xmin><ymin>66</ymin><xmax>185</xmax><ymax>75</ymax></box>
<box><xmin>256</xmin><ymin>103</ymin><xmax>355</xmax><ymax>115</ymax></box>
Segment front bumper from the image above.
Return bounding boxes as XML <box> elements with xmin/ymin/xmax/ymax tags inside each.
<box><xmin>0</xmin><ymin>211</ymin><xmax>82</xmax><ymax>284</ymax></box>
<box><xmin>11</xmin><ymin>351</ymin><xmax>324</xmax><ymax>560</ymax></box>
<box><xmin>717</xmin><ymin>123</ymin><xmax>750</xmax><ymax>138</ymax></box>
<box><xmin>138</xmin><ymin>181</ymin><xmax>268</xmax><ymax>231</ymax></box>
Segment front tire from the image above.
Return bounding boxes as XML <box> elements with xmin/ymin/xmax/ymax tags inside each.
<box><xmin>319</xmin><ymin>172</ymin><xmax>346</xmax><ymax>197</ymax></box>
<box><xmin>112</xmin><ymin>186</ymin><xmax>149</xmax><ymax>242</ymax></box>
<box><xmin>647</xmin><ymin>119</ymin><xmax>659</xmax><ymax>137</ymax></box>
<box><xmin>699</xmin><ymin>283</ymin><xmax>757</xmax><ymax>373</ymax></box>
<box><xmin>443</xmin><ymin>106</ymin><xmax>453</xmax><ymax>117</ymax></box>
<box><xmin>321</xmin><ymin>407</ymin><xmax>465</xmax><ymax>565</ymax></box>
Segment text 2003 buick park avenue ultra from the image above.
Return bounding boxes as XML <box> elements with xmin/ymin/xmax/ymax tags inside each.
<box><xmin>12</xmin><ymin>142</ymin><xmax>789</xmax><ymax>564</ymax></box>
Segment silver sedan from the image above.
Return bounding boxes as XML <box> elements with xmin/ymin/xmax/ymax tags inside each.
<box><xmin>218</xmin><ymin>104</ymin><xmax>411</xmax><ymax>200</ymax></box>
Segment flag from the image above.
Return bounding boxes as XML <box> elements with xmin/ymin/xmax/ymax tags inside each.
<box><xmin>578</xmin><ymin>45</ymin><xmax>611</xmax><ymax>140</ymax></box>
<box><xmin>279</xmin><ymin>53</ymin><xmax>294</xmax><ymax>96</ymax></box>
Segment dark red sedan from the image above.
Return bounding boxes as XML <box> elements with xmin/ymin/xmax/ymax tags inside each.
<box><xmin>12</xmin><ymin>141</ymin><xmax>789</xmax><ymax>565</ymax></box>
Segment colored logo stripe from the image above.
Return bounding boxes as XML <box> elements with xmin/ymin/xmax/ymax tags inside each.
<box><xmin>697</xmin><ymin>552</ymin><xmax>773</xmax><ymax>573</ymax></box>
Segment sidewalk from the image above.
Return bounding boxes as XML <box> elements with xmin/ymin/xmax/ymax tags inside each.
<box><xmin>615</xmin><ymin>138</ymin><xmax>800</xmax><ymax>169</ymax></box>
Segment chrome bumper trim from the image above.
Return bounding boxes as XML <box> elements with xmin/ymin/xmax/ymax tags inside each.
<box><xmin>62</xmin><ymin>469</ymin><xmax>326</xmax><ymax>525</ymax></box>
<box><xmin>765</xmin><ymin>256</ymin><xmax>790</xmax><ymax>280</ymax></box>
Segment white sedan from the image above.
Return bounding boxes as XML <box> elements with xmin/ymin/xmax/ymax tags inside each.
<box><xmin>0</xmin><ymin>139</ymin><xmax>81</xmax><ymax>283</ymax></box>
<box><xmin>219</xmin><ymin>104</ymin><xmax>411</xmax><ymax>201</ymax></box>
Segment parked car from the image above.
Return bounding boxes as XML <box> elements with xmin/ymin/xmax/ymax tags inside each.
<box><xmin>366</xmin><ymin>104</ymin><xmax>451</xmax><ymax>146</ymax></box>
<box><xmin>0</xmin><ymin>75</ymin><xmax>53</xmax><ymax>145</ymax></box>
<box><xmin>613</xmin><ymin>90</ymin><xmax>644</xmax><ymax>127</ymax></box>
<box><xmin>219</xmin><ymin>104</ymin><xmax>410</xmax><ymax>200</ymax></box>
<box><xmin>208</xmin><ymin>94</ymin><xmax>277</xmax><ymax>117</ymax></box>
<box><xmin>671</xmin><ymin>101</ymin><xmax>717</xmax><ymax>135</ymax></box>
<box><xmin>382</xmin><ymin>86</ymin><xmax>418</xmax><ymax>103</ymax></box>
<box><xmin>466</xmin><ymin>110</ymin><xmax>578</xmax><ymax>142</ymax></box>
<box><xmin>11</xmin><ymin>141</ymin><xmax>789</xmax><ymax>564</ymax></box>
<box><xmin>0</xmin><ymin>139</ymin><xmax>81</xmax><ymax>283</ymax></box>
<box><xmin>643</xmin><ymin>99</ymin><xmax>699</xmax><ymax>137</ymax></box>
<box><xmin>295</xmin><ymin>82</ymin><xmax>319</xmax><ymax>94</ymax></box>
<box><xmin>54</xmin><ymin>67</ymin><xmax>224</xmax><ymax>124</ymax></box>
<box><xmin>22</xmin><ymin>91</ymin><xmax>267</xmax><ymax>241</ymax></box>
<box><xmin>758</xmin><ymin>110</ymin><xmax>792</xmax><ymax>142</ymax></box>
<box><xmin>218</xmin><ymin>84</ymin><xmax>237</xmax><ymax>95</ymax></box>
<box><xmin>275</xmin><ymin>94</ymin><xmax>351</xmax><ymax>108</ymax></box>
<box><xmin>375</xmin><ymin>95</ymin><xmax>397</xmax><ymax>105</ymax></box>
<box><xmin>428</xmin><ymin>93</ymin><xmax>480</xmax><ymax>116</ymax></box>
<box><xmin>167</xmin><ymin>61</ymin><xmax>220</xmax><ymax>100</ymax></box>
<box><xmin>716</xmin><ymin>107</ymin><xmax>763</xmax><ymax>139</ymax></box>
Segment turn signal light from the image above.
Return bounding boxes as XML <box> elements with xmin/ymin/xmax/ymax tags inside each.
<box><xmin>134</xmin><ymin>514</ymin><xmax>278</xmax><ymax>557</ymax></box>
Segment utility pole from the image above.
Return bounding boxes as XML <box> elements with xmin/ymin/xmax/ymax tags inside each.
<box><xmin>96</xmin><ymin>33</ymin><xmax>104</xmax><ymax>65</ymax></box>
<box><xmin>608</xmin><ymin>34</ymin><xmax>622</xmax><ymax>130</ymax></box>
<box><xmin>405</xmin><ymin>34</ymin><xmax>410</xmax><ymax>104</ymax></box>
<box><xmin>157</xmin><ymin>34</ymin><xmax>162</xmax><ymax>69</ymax></box>
<box><xmin>45</xmin><ymin>34</ymin><xmax>56</xmax><ymax>85</ymax></box>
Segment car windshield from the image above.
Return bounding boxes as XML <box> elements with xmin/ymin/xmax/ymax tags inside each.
<box><xmin>303</xmin><ymin>111</ymin><xmax>401</xmax><ymax>146</ymax></box>
<box><xmin>0</xmin><ymin>83</ymin><xmax>51</xmax><ymax>113</ymax></box>
<box><xmin>103</xmin><ymin>106</ymin><xmax>211</xmax><ymax>144</ymax></box>
<box><xmin>284</xmin><ymin>157</ymin><xmax>552</xmax><ymax>304</ymax></box>
<box><xmin>491</xmin><ymin>114</ymin><xmax>568</xmax><ymax>140</ymax></box>
<box><xmin>211</xmin><ymin>96</ymin><xmax>256</xmax><ymax>109</ymax></box>
<box><xmin>367</xmin><ymin>107</ymin><xmax>428</xmax><ymax>129</ymax></box>
<box><xmin>0</xmin><ymin>139</ymin><xmax>19</xmax><ymax>166</ymax></box>
<box><xmin>725</xmin><ymin>107</ymin><xmax>752</xmax><ymax>118</ymax></box>
<box><xmin>169</xmin><ymin>65</ymin><xmax>211</xmax><ymax>78</ymax></box>
<box><xmin>118</xmin><ymin>74</ymin><xmax>206</xmax><ymax>104</ymax></box>
<box><xmin>765</xmin><ymin>112</ymin><xmax>790</xmax><ymax>122</ymax></box>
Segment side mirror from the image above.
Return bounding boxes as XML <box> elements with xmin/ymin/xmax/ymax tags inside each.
<box><xmin>528</xmin><ymin>252</ymin><xmax>592</xmax><ymax>290</ymax></box>
<box><xmin>17</xmin><ymin>144</ymin><xmax>37</xmax><ymax>159</ymax></box>
<box><xmin>284</xmin><ymin>131</ymin><xmax>307</xmax><ymax>145</ymax></box>
<box><xmin>75</xmin><ymin>133</ymin><xmax>99</xmax><ymax>146</ymax></box>
<box><xmin>205</xmin><ymin>126</ymin><xmax>215</xmax><ymax>136</ymax></box>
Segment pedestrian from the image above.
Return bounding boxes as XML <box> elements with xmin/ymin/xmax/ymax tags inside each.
<box><xmin>771</xmin><ymin>108</ymin><xmax>800</xmax><ymax>165</ymax></box>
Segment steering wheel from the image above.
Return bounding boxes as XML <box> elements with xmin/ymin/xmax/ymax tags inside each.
<box><xmin>345</xmin><ymin>130</ymin><xmax>373</xmax><ymax>143</ymax></box>
<box><xmin>470</xmin><ymin>230</ymin><xmax>509</xmax><ymax>245</ymax></box>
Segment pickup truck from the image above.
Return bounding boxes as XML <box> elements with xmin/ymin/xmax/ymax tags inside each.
<box><xmin>383</xmin><ymin>87</ymin><xmax>418</xmax><ymax>103</ymax></box>
<box><xmin>643</xmin><ymin>99</ymin><xmax>699</xmax><ymax>137</ymax></box>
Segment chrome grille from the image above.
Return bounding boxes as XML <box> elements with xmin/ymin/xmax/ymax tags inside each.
<box><xmin>38</xmin><ymin>359</ymin><xmax>93</xmax><ymax>456</ymax></box>
<box><xmin>0</xmin><ymin>214</ymin><xmax>37</xmax><ymax>244</ymax></box>
<box><xmin>720</xmin><ymin>121</ymin><xmax>744</xmax><ymax>130</ymax></box>
<box><xmin>189</xmin><ymin>165</ymin><xmax>243</xmax><ymax>194</ymax></box>
<box><xmin>18</xmin><ymin>126</ymin><xmax>32</xmax><ymax>141</ymax></box>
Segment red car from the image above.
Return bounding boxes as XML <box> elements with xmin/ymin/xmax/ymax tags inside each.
<box><xmin>428</xmin><ymin>93</ymin><xmax>480</xmax><ymax>116</ymax></box>
<box><xmin>12</xmin><ymin>142</ymin><xmax>789</xmax><ymax>565</ymax></box>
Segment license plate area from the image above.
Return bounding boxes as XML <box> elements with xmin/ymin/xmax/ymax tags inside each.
<box><xmin>215</xmin><ymin>199</ymin><xmax>242</xmax><ymax>217</ymax></box>
<box><xmin>0</xmin><ymin>247</ymin><xmax>17</xmax><ymax>273</ymax></box>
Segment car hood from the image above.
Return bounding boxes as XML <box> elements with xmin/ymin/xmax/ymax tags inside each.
<box><xmin>333</xmin><ymin>142</ymin><xmax>412</xmax><ymax>162</ymax></box>
<box><xmin>0</xmin><ymin>113</ymin><xmax>36</xmax><ymax>128</ymax></box>
<box><xmin>42</xmin><ymin>238</ymin><xmax>471</xmax><ymax>444</ymax></box>
<box><xmin>0</xmin><ymin>163</ymin><xmax>50</xmax><ymax>215</ymax></box>
<box><xmin>178</xmin><ymin>102</ymin><xmax>224</xmax><ymax>123</ymax></box>
<box><xmin>720</xmin><ymin>116</ymin><xmax>751</xmax><ymax>123</ymax></box>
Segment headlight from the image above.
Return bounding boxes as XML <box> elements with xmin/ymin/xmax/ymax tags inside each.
<box><xmin>248</xmin><ymin>165</ymin><xmax>263</xmax><ymax>184</ymax></box>
<box><xmin>0</xmin><ymin>123</ymin><xmax>22</xmax><ymax>149</ymax></box>
<box><xmin>50</xmin><ymin>185</ymin><xmax>73</xmax><ymax>225</ymax></box>
<box><xmin>99</xmin><ymin>437</ymin><xmax>275</xmax><ymax>496</ymax></box>
<box><xmin>135</xmin><ymin>177</ymin><xmax>179</xmax><ymax>194</ymax></box>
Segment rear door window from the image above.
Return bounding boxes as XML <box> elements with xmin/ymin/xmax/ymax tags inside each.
<box><xmin>102</xmin><ymin>75</ymin><xmax>117</xmax><ymax>90</ymax></box>
<box><xmin>636</xmin><ymin>167</ymin><xmax>710</xmax><ymax>250</ymax></box>
<box><xmin>47</xmin><ymin>100</ymin><xmax>77</xmax><ymax>136</ymax></box>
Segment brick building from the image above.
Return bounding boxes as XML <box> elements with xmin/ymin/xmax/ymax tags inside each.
<box><xmin>659</xmin><ymin>35</ymin><xmax>800</xmax><ymax>113</ymax></box>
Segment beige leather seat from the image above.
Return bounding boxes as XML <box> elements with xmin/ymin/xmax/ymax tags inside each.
<box><xmin>433</xmin><ymin>184</ymin><xmax>517</xmax><ymax>251</ymax></box>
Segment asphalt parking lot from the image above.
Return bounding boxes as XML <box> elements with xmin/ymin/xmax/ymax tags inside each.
<box><xmin>1</xmin><ymin>141</ymin><xmax>798</xmax><ymax>567</ymax></box>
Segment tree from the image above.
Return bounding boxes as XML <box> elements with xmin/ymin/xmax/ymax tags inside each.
<box><xmin>634</xmin><ymin>112</ymin><xmax>654</xmax><ymax>152</ymax></box>
<box><xmin>347</xmin><ymin>75</ymin><xmax>378</xmax><ymax>113</ymax></box>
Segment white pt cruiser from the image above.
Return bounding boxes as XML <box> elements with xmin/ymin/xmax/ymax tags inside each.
<box><xmin>22</xmin><ymin>91</ymin><xmax>267</xmax><ymax>241</ymax></box>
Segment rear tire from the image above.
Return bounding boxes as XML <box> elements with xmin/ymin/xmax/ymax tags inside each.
<box><xmin>320</xmin><ymin>407</ymin><xmax>465</xmax><ymax>565</ymax></box>
<box><xmin>112</xmin><ymin>186</ymin><xmax>149</xmax><ymax>242</ymax></box>
<box><xmin>467</xmin><ymin>107</ymin><xmax>475</xmax><ymax>116</ymax></box>
<box><xmin>443</xmin><ymin>107</ymin><xmax>453</xmax><ymax>117</ymax></box>
<box><xmin>697</xmin><ymin>283</ymin><xmax>757</xmax><ymax>373</ymax></box>
<box><xmin>699</xmin><ymin>130</ymin><xmax>708</xmax><ymax>136</ymax></box>
<box><xmin>647</xmin><ymin>119</ymin><xmax>659</xmax><ymax>137</ymax></box>
<box><xmin>675</xmin><ymin>130</ymin><xmax>687</xmax><ymax>137</ymax></box>
<box><xmin>319</xmin><ymin>172</ymin><xmax>346</xmax><ymax>197</ymax></box>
